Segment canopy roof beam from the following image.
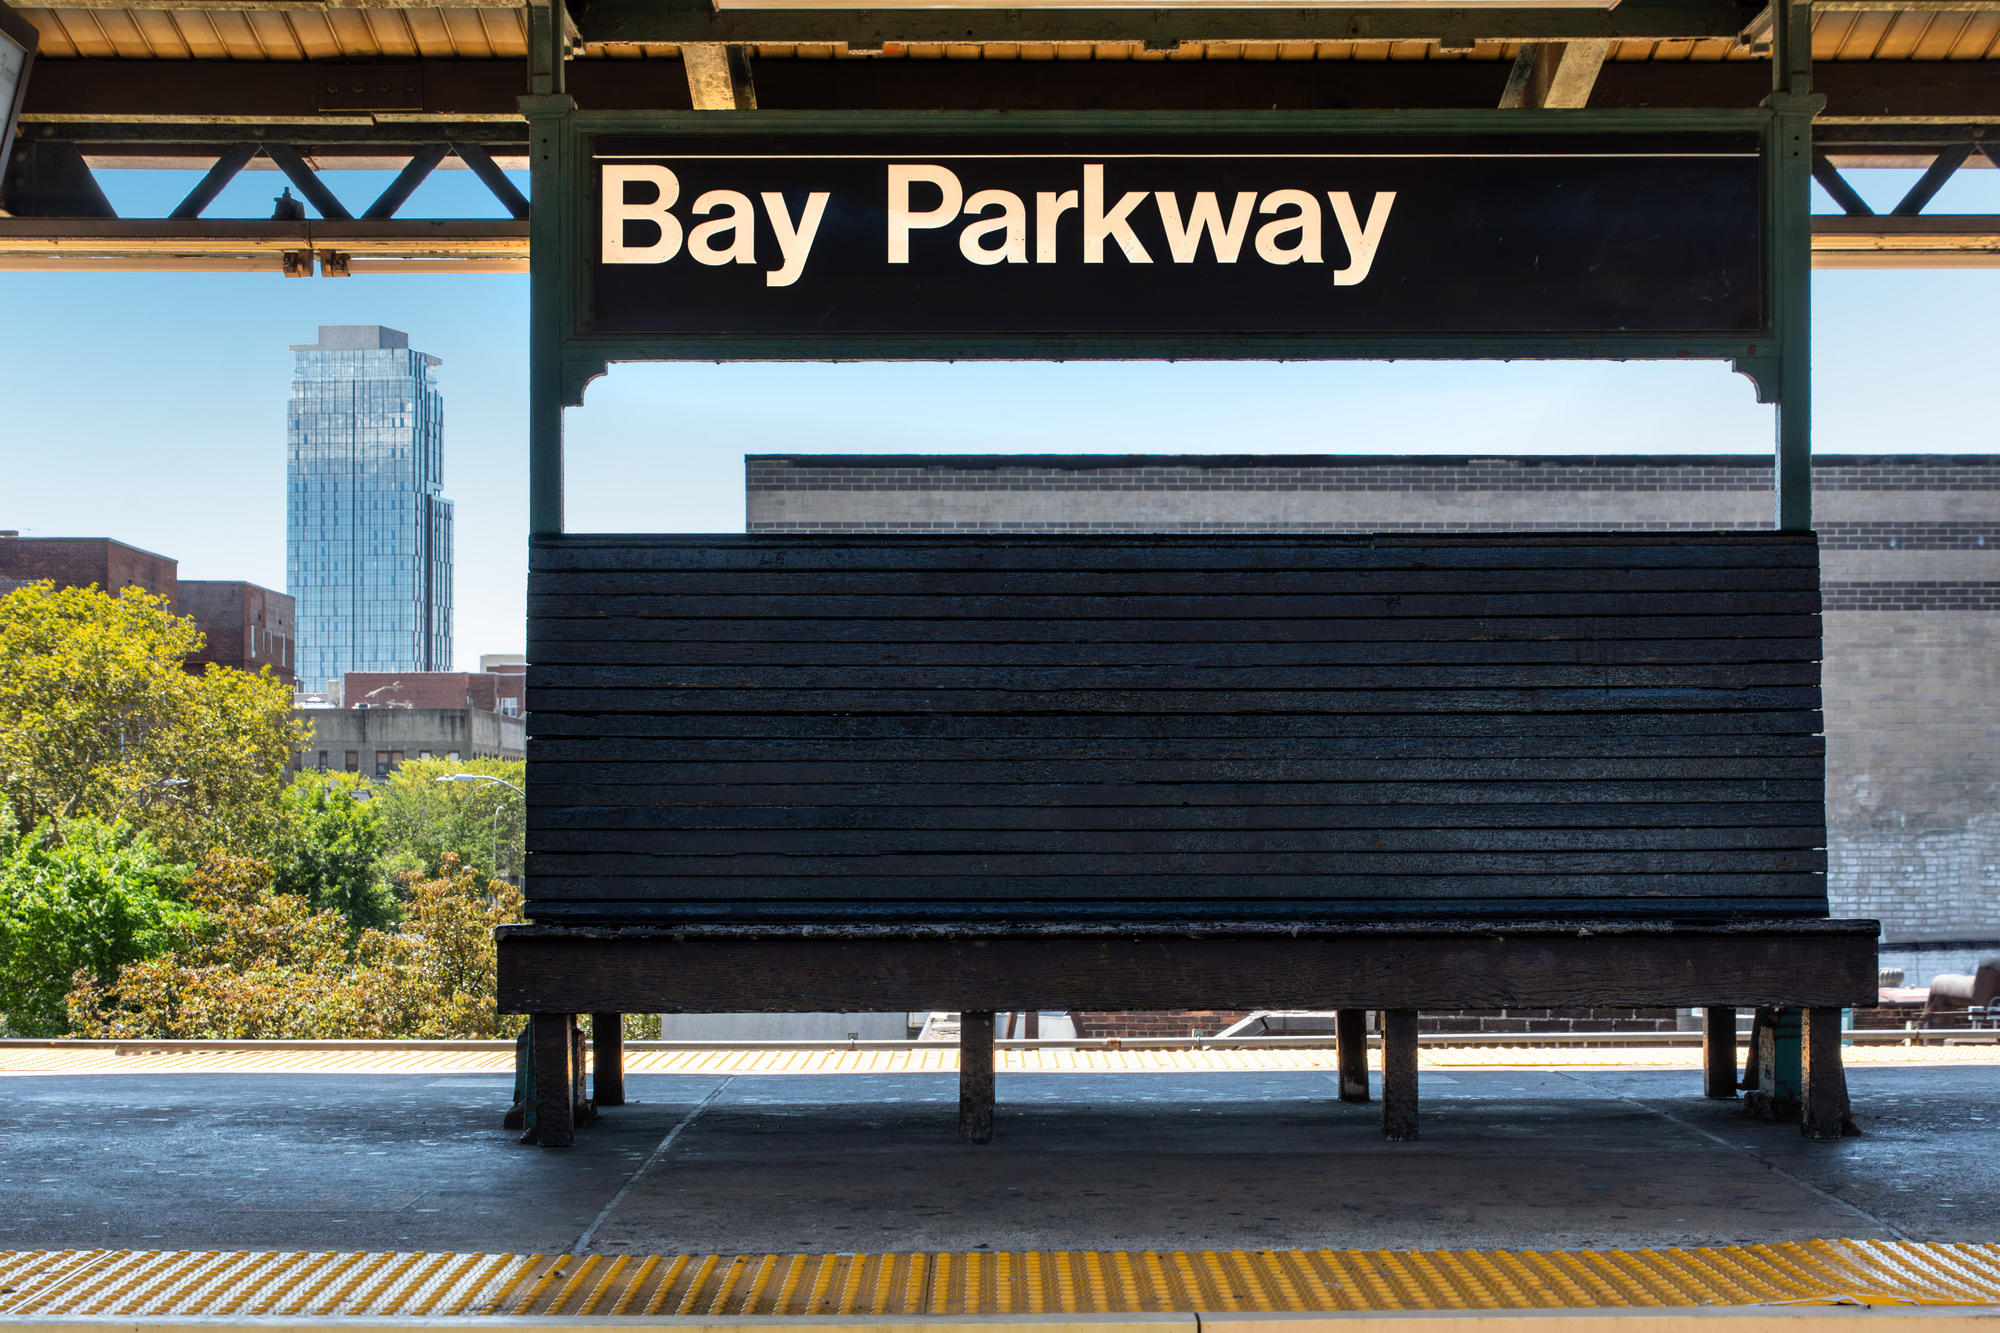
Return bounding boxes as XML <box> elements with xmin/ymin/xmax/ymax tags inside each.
<box><xmin>21</xmin><ymin>56</ymin><xmax>2000</xmax><ymax>128</ymax></box>
<box><xmin>7</xmin><ymin>214</ymin><xmax>1993</xmax><ymax>271</ymax></box>
<box><xmin>1498</xmin><ymin>39</ymin><xmax>1611</xmax><ymax>108</ymax></box>
<box><xmin>683</xmin><ymin>44</ymin><xmax>759</xmax><ymax>110</ymax></box>
<box><xmin>565</xmin><ymin>0</ymin><xmax>1761</xmax><ymax>46</ymax></box>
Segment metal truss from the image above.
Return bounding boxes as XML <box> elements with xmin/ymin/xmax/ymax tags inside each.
<box><xmin>1</xmin><ymin>132</ymin><xmax>529</xmax><ymax>273</ymax></box>
<box><xmin>3</xmin><ymin>90</ymin><xmax>1998</xmax><ymax>273</ymax></box>
<box><xmin>1810</xmin><ymin>140</ymin><xmax>2000</xmax><ymax>267</ymax></box>
<box><xmin>166</xmin><ymin>138</ymin><xmax>528</xmax><ymax>225</ymax></box>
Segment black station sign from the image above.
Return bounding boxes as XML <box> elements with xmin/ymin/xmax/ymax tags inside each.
<box><xmin>583</xmin><ymin>129</ymin><xmax>1765</xmax><ymax>340</ymax></box>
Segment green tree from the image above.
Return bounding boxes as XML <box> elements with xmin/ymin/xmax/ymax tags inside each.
<box><xmin>68</xmin><ymin>854</ymin><xmax>523</xmax><ymax>1040</ymax></box>
<box><xmin>269</xmin><ymin>770</ymin><xmax>398</xmax><ymax>933</ymax></box>
<box><xmin>374</xmin><ymin>756</ymin><xmax>525</xmax><ymax>884</ymax></box>
<box><xmin>0</xmin><ymin>811</ymin><xmax>195</xmax><ymax>1035</ymax></box>
<box><xmin>0</xmin><ymin>581</ymin><xmax>309</xmax><ymax>863</ymax></box>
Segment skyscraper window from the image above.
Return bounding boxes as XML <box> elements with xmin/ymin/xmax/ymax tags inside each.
<box><xmin>285</xmin><ymin>325</ymin><xmax>454</xmax><ymax>694</ymax></box>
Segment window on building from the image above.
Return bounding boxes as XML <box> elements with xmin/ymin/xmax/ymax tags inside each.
<box><xmin>317</xmin><ymin>751</ymin><xmax>328</xmax><ymax>770</ymax></box>
<box><xmin>500</xmin><ymin>698</ymin><xmax>519</xmax><ymax>717</ymax></box>
<box><xmin>344</xmin><ymin>751</ymin><xmax>359</xmax><ymax>772</ymax></box>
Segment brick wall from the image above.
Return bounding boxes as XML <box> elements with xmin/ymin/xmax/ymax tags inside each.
<box><xmin>1075</xmin><ymin>1011</ymin><xmax>1251</xmax><ymax>1038</ymax></box>
<box><xmin>1072</xmin><ymin>1008</ymin><xmax>1683</xmax><ymax>1037</ymax></box>
<box><xmin>182</xmin><ymin>580</ymin><xmax>297</xmax><ymax>686</ymax></box>
<box><xmin>343</xmin><ymin>671</ymin><xmax>525</xmax><ymax>716</ymax></box>
<box><xmin>1416</xmin><ymin>1008</ymin><xmax>1681</xmax><ymax>1034</ymax></box>
<box><xmin>0</xmin><ymin>536</ymin><xmax>178</xmax><ymax>605</ymax></box>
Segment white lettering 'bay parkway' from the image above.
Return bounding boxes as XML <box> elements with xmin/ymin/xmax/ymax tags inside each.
<box><xmin>600</xmin><ymin>162</ymin><xmax>1396</xmax><ymax>287</ymax></box>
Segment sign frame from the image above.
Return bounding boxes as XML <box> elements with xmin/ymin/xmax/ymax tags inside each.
<box><xmin>534</xmin><ymin>106</ymin><xmax>1790</xmax><ymax>384</ymax></box>
<box><xmin>522</xmin><ymin>93</ymin><xmax>1820</xmax><ymax>532</ymax></box>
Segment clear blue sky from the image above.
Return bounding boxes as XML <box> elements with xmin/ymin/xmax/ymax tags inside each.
<box><xmin>2</xmin><ymin>164</ymin><xmax>1995</xmax><ymax>666</ymax></box>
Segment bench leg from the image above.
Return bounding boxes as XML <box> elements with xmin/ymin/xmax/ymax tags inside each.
<box><xmin>959</xmin><ymin>1010</ymin><xmax>995</xmax><ymax>1144</ymax></box>
<box><xmin>1379</xmin><ymin>1009</ymin><xmax>1419</xmax><ymax>1141</ymax></box>
<box><xmin>1336</xmin><ymin>1008</ymin><xmax>1370</xmax><ymax>1102</ymax></box>
<box><xmin>1801</xmin><ymin>1006</ymin><xmax>1853</xmax><ymax>1140</ymax></box>
<box><xmin>532</xmin><ymin>1012</ymin><xmax>576</xmax><ymax>1148</ymax></box>
<box><xmin>592</xmin><ymin>1012</ymin><xmax>625</xmax><ymax>1107</ymax></box>
<box><xmin>1703</xmin><ymin>1007</ymin><xmax>1737</xmax><ymax>1099</ymax></box>
<box><xmin>1746</xmin><ymin>1007</ymin><xmax>1803</xmax><ymax>1121</ymax></box>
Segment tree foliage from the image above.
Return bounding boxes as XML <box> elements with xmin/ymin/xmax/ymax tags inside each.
<box><xmin>0</xmin><ymin>811</ymin><xmax>194</xmax><ymax>1036</ymax></box>
<box><xmin>68</xmin><ymin>853</ymin><xmax>523</xmax><ymax>1040</ymax></box>
<box><xmin>0</xmin><ymin>581</ymin><xmax>309</xmax><ymax>863</ymax></box>
<box><xmin>268</xmin><ymin>770</ymin><xmax>397</xmax><ymax>933</ymax></box>
<box><xmin>374</xmin><ymin>756</ymin><xmax>525</xmax><ymax>884</ymax></box>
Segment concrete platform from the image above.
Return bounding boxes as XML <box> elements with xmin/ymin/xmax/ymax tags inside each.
<box><xmin>3</xmin><ymin>1065</ymin><xmax>1999</xmax><ymax>1256</ymax></box>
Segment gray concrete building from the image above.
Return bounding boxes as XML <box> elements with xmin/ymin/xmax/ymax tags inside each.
<box><xmin>296</xmin><ymin>703</ymin><xmax>523</xmax><ymax>778</ymax></box>
<box><xmin>748</xmin><ymin>453</ymin><xmax>2000</xmax><ymax>982</ymax></box>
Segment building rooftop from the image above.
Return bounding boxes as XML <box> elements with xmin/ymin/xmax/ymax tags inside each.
<box><xmin>289</xmin><ymin>325</ymin><xmax>410</xmax><ymax>353</ymax></box>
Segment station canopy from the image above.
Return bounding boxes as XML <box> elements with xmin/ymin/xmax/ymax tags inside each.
<box><xmin>0</xmin><ymin>0</ymin><xmax>1995</xmax><ymax>272</ymax></box>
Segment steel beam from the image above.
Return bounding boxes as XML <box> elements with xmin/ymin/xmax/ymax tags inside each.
<box><xmin>1812</xmin><ymin>214</ymin><xmax>2000</xmax><ymax>265</ymax></box>
<box><xmin>168</xmin><ymin>141</ymin><xmax>259</xmax><ymax>219</ymax></box>
<box><xmin>0</xmin><ymin>218</ymin><xmax>527</xmax><ymax>271</ymax></box>
<box><xmin>523</xmin><ymin>92</ymin><xmax>571</xmax><ymax>537</ymax></box>
<box><xmin>1768</xmin><ymin>0</ymin><xmax>1814</xmax><ymax>534</ymax></box>
<box><xmin>1892</xmin><ymin>142</ymin><xmax>1975</xmax><ymax>215</ymax></box>
<box><xmin>262</xmin><ymin>141</ymin><xmax>354</xmax><ymax>219</ymax></box>
<box><xmin>450</xmin><ymin>139</ymin><xmax>531</xmax><ymax>217</ymax></box>
<box><xmin>1498</xmin><ymin>40</ymin><xmax>1610</xmax><ymax>108</ymax></box>
<box><xmin>568</xmin><ymin>0</ymin><xmax>1760</xmax><ymax>45</ymax></box>
<box><xmin>684</xmin><ymin>44</ymin><xmax>759</xmax><ymax>111</ymax></box>
<box><xmin>22</xmin><ymin>56</ymin><xmax>2000</xmax><ymax>129</ymax></box>
<box><xmin>1811</xmin><ymin>149</ymin><xmax>1875</xmax><ymax>215</ymax></box>
<box><xmin>2</xmin><ymin>215</ymin><xmax>1994</xmax><ymax>271</ymax></box>
<box><xmin>360</xmin><ymin>143</ymin><xmax>448</xmax><ymax>219</ymax></box>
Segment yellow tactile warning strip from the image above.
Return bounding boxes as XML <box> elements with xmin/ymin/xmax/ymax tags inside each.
<box><xmin>5</xmin><ymin>1243</ymin><xmax>2000</xmax><ymax>1317</ymax></box>
<box><xmin>4</xmin><ymin>1042</ymin><xmax>1999</xmax><ymax>1078</ymax></box>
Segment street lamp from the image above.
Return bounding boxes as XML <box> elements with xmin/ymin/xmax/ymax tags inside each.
<box><xmin>436</xmin><ymin>773</ymin><xmax>524</xmax><ymax>881</ymax></box>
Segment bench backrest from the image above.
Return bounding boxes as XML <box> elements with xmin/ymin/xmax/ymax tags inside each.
<box><xmin>526</xmin><ymin>532</ymin><xmax>1825</xmax><ymax>926</ymax></box>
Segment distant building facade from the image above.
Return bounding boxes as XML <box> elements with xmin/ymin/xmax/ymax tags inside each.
<box><xmin>180</xmin><ymin>580</ymin><xmax>296</xmax><ymax>686</ymax></box>
<box><xmin>341</xmin><ymin>669</ymin><xmax>524</xmax><ymax>718</ymax></box>
<box><xmin>287</xmin><ymin>325</ymin><xmax>454</xmax><ymax>694</ymax></box>
<box><xmin>749</xmin><ymin>453</ymin><xmax>2000</xmax><ymax>981</ymax></box>
<box><xmin>293</xmin><ymin>663</ymin><xmax>526</xmax><ymax>777</ymax></box>
<box><xmin>0</xmin><ymin>533</ymin><xmax>293</xmax><ymax>683</ymax></box>
<box><xmin>297</xmin><ymin>706</ymin><xmax>524</xmax><ymax>778</ymax></box>
<box><xmin>0</xmin><ymin>534</ymin><xmax>178</xmax><ymax>604</ymax></box>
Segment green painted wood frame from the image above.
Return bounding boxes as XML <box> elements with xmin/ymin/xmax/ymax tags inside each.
<box><xmin>523</xmin><ymin>97</ymin><xmax>1820</xmax><ymax>535</ymax></box>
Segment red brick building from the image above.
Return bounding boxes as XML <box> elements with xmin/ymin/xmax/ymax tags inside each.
<box><xmin>340</xmin><ymin>669</ymin><xmax>524</xmax><ymax>718</ymax></box>
<box><xmin>181</xmin><ymin>581</ymin><xmax>297</xmax><ymax>686</ymax></box>
<box><xmin>0</xmin><ymin>533</ymin><xmax>293</xmax><ymax>685</ymax></box>
<box><xmin>0</xmin><ymin>534</ymin><xmax>179</xmax><ymax>605</ymax></box>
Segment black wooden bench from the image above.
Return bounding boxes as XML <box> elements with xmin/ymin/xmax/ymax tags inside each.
<box><xmin>499</xmin><ymin>532</ymin><xmax>1877</xmax><ymax>1143</ymax></box>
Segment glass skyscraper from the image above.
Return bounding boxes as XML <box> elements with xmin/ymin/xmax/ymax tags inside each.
<box><xmin>287</xmin><ymin>325</ymin><xmax>454</xmax><ymax>694</ymax></box>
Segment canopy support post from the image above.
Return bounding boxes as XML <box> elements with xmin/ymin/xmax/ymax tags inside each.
<box><xmin>1768</xmin><ymin>0</ymin><xmax>1819</xmax><ymax>532</ymax></box>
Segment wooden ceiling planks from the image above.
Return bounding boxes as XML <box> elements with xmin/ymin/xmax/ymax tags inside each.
<box><xmin>13</xmin><ymin>2</ymin><xmax>2000</xmax><ymax>62</ymax></box>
